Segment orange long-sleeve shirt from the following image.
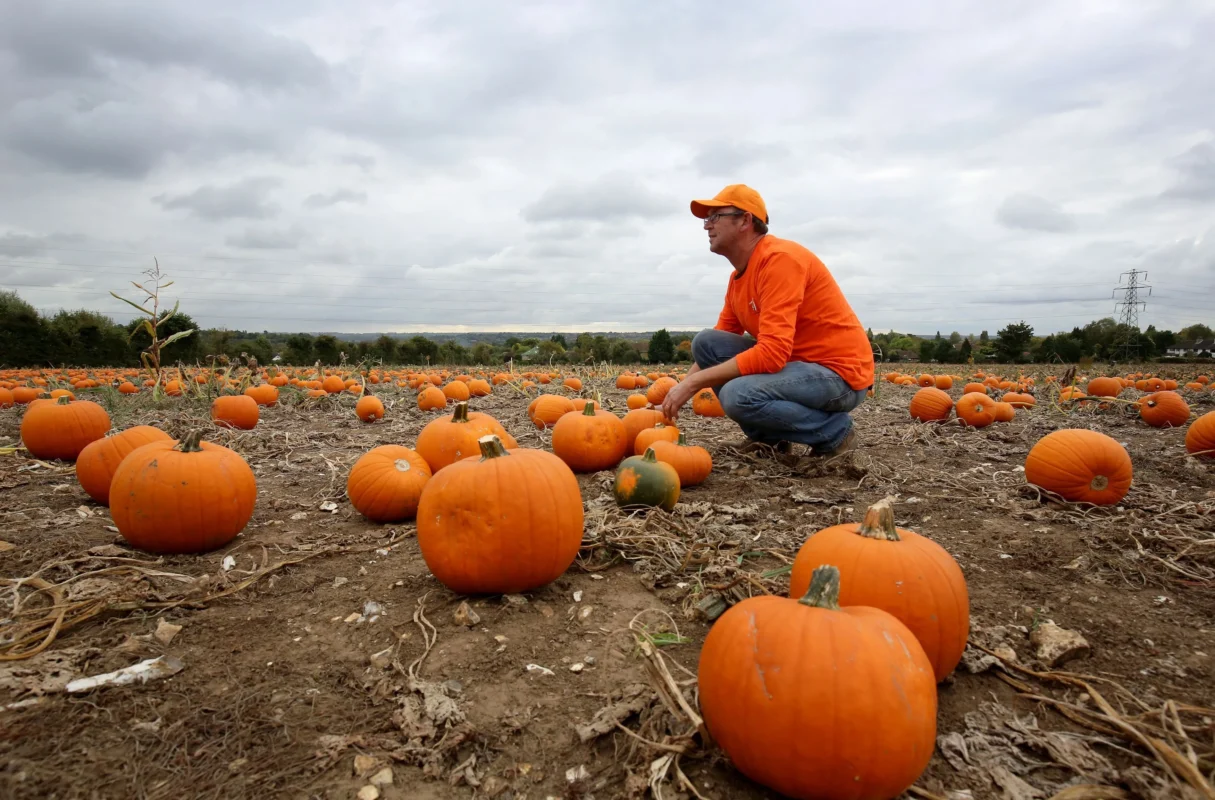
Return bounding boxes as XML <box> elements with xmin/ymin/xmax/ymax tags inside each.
<box><xmin>715</xmin><ymin>235</ymin><xmax>874</xmax><ymax>390</ymax></box>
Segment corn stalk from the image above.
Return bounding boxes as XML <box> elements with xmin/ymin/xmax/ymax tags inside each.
<box><xmin>109</xmin><ymin>259</ymin><xmax>194</xmax><ymax>399</ymax></box>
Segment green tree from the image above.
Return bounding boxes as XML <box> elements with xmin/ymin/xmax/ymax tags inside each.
<box><xmin>48</xmin><ymin>310</ymin><xmax>128</xmax><ymax>366</ymax></box>
<box><xmin>0</xmin><ymin>290</ymin><xmax>49</xmax><ymax>367</ymax></box>
<box><xmin>283</xmin><ymin>334</ymin><xmax>314</xmax><ymax>364</ymax></box>
<box><xmin>933</xmin><ymin>338</ymin><xmax>956</xmax><ymax>363</ymax></box>
<box><xmin>245</xmin><ymin>334</ymin><xmax>274</xmax><ymax>365</ymax></box>
<box><xmin>411</xmin><ymin>336</ymin><xmax>439</xmax><ymax>364</ymax></box>
<box><xmin>866</xmin><ymin>327</ymin><xmax>874</xmax><ymax>341</ymax></box>
<box><xmin>648</xmin><ymin>329</ymin><xmax>675</xmax><ymax>363</ymax></box>
<box><xmin>438</xmin><ymin>341</ymin><xmax>469</xmax><ymax>364</ymax></box>
<box><xmin>610</xmin><ymin>339</ymin><xmax>636</xmax><ymax>364</ymax></box>
<box><xmin>1178</xmin><ymin>323</ymin><xmax>1214</xmax><ymax>341</ymax></box>
<box><xmin>994</xmin><ymin>321</ymin><xmax>1034</xmax><ymax>363</ymax></box>
<box><xmin>550</xmin><ymin>333</ymin><xmax>567</xmax><ymax>348</ymax></box>
<box><xmin>592</xmin><ymin>335</ymin><xmax>612</xmax><ymax>363</ymax></box>
<box><xmin>959</xmin><ymin>338</ymin><xmax>972</xmax><ymax>361</ymax></box>
<box><xmin>470</xmin><ymin>342</ymin><xmax>495</xmax><ymax>364</ymax></box>
<box><xmin>370</xmin><ymin>335</ymin><xmax>398</xmax><ymax>364</ymax></box>
<box><xmin>918</xmin><ymin>340</ymin><xmax>934</xmax><ymax>362</ymax></box>
<box><xmin>314</xmin><ymin>335</ymin><xmax>341</xmax><ymax>365</ymax></box>
<box><xmin>979</xmin><ymin>330</ymin><xmax>989</xmax><ymax>344</ymax></box>
<box><xmin>949</xmin><ymin>331</ymin><xmax>961</xmax><ymax>345</ymax></box>
<box><xmin>536</xmin><ymin>340</ymin><xmax>566</xmax><ymax>362</ymax></box>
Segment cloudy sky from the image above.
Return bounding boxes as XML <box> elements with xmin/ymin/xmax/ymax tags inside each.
<box><xmin>1</xmin><ymin>0</ymin><xmax>1212</xmax><ymax>336</ymax></box>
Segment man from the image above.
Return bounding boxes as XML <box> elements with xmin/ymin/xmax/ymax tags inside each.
<box><xmin>660</xmin><ymin>184</ymin><xmax>873</xmax><ymax>457</ymax></box>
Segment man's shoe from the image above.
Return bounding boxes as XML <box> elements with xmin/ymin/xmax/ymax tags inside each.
<box><xmin>815</xmin><ymin>428</ymin><xmax>858</xmax><ymax>458</ymax></box>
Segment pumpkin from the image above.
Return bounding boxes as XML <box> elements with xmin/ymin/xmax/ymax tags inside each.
<box><xmin>789</xmin><ymin>498</ymin><xmax>968</xmax><ymax>681</ymax></box>
<box><xmin>1138</xmin><ymin>391</ymin><xmax>1189</xmax><ymax>428</ymax></box>
<box><xmin>76</xmin><ymin>425</ymin><xmax>173</xmax><ymax>506</ymax></box>
<box><xmin>212</xmin><ymin>395</ymin><xmax>259</xmax><ymax>430</ymax></box>
<box><xmin>962</xmin><ymin>382</ymin><xmax>987</xmax><ymax>395</ymax></box>
<box><xmin>1085</xmin><ymin>377</ymin><xmax>1122</xmax><ymax>398</ymax></box>
<box><xmin>626</xmin><ymin>393</ymin><xmax>649</xmax><ymax>410</ymax></box>
<box><xmin>909</xmin><ymin>387</ymin><xmax>953</xmax><ymax>422</ymax></box>
<box><xmin>355</xmin><ymin>395</ymin><xmax>385</xmax><ymax>422</ymax></box>
<box><xmin>109</xmin><ymin>431</ymin><xmax>257</xmax><ymax>553</ymax></box>
<box><xmin>613</xmin><ymin>447</ymin><xmax>680</xmax><ymax>510</ymax></box>
<box><xmin>649</xmin><ymin>432</ymin><xmax>712</xmax><ymax>487</ymax></box>
<box><xmin>468</xmin><ymin>378</ymin><xmax>492</xmax><ymax>397</ymax></box>
<box><xmin>347</xmin><ymin>445</ymin><xmax>432</xmax><ymax>522</ymax></box>
<box><xmin>956</xmin><ymin>392</ymin><xmax>996</xmax><ymax>428</ymax></box>
<box><xmin>527</xmin><ymin>394</ymin><xmax>576</xmax><ymax>429</ymax></box>
<box><xmin>633</xmin><ymin>422</ymin><xmax>680</xmax><ymax>455</ymax></box>
<box><xmin>1002</xmin><ymin>392</ymin><xmax>1036</xmax><ymax>409</ymax></box>
<box><xmin>551</xmin><ymin>403</ymin><xmax>629</xmax><ymax>472</ymax></box>
<box><xmin>20</xmin><ymin>396</ymin><xmax>111</xmax><ymax>461</ymax></box>
<box><xmin>1024</xmin><ymin>429</ymin><xmax>1132</xmax><ymax>505</ymax></box>
<box><xmin>0</xmin><ymin>387</ymin><xmax>13</xmax><ymax>408</ymax></box>
<box><xmin>645</xmin><ymin>376</ymin><xmax>678</xmax><ymax>405</ymax></box>
<box><xmin>416</xmin><ymin>435</ymin><xmax>583</xmax><ymax>594</ymax></box>
<box><xmin>243</xmin><ymin>384</ymin><xmax>278</xmax><ymax>406</ymax></box>
<box><xmin>692</xmin><ymin>388</ymin><xmax>725</xmax><ymax>417</ymax></box>
<box><xmin>562</xmin><ymin>377</ymin><xmax>583</xmax><ymax>392</ymax></box>
<box><xmin>417</xmin><ymin>385</ymin><xmax>448</xmax><ymax>411</ymax></box>
<box><xmin>571</xmin><ymin>397</ymin><xmax>601</xmax><ymax>412</ymax></box>
<box><xmin>917</xmin><ymin>374</ymin><xmax>934</xmax><ymax>387</ymax></box>
<box><xmin>1185</xmin><ymin>410</ymin><xmax>1215</xmax><ymax>460</ymax></box>
<box><xmin>698</xmin><ymin>564</ymin><xmax>937</xmax><ymax>800</ymax></box>
<box><xmin>933</xmin><ymin>375</ymin><xmax>953</xmax><ymax>390</ymax></box>
<box><xmin>442</xmin><ymin>381</ymin><xmax>471</xmax><ymax>402</ymax></box>
<box><xmin>322</xmin><ymin>375</ymin><xmax>346</xmax><ymax>394</ymax></box>
<box><xmin>622</xmin><ymin>407</ymin><xmax>670</xmax><ymax>450</ymax></box>
<box><xmin>991</xmin><ymin>401</ymin><xmax>1016</xmax><ymax>423</ymax></box>
<box><xmin>616</xmin><ymin>374</ymin><xmax>637</xmax><ymax>390</ymax></box>
<box><xmin>416</xmin><ymin>401</ymin><xmax>518</xmax><ymax>473</ymax></box>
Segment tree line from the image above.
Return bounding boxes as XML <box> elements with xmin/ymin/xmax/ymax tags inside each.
<box><xmin>0</xmin><ymin>290</ymin><xmax>692</xmax><ymax>368</ymax></box>
<box><xmin>871</xmin><ymin>319</ymin><xmax>1213</xmax><ymax>364</ymax></box>
<box><xmin>3</xmin><ymin>290</ymin><xmax>1210</xmax><ymax>369</ymax></box>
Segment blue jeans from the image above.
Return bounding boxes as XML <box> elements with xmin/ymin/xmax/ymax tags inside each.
<box><xmin>691</xmin><ymin>329</ymin><xmax>869</xmax><ymax>452</ymax></box>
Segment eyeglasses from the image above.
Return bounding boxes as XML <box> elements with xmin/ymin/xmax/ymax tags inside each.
<box><xmin>703</xmin><ymin>211</ymin><xmax>746</xmax><ymax>226</ymax></box>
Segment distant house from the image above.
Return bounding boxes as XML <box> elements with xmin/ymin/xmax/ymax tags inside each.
<box><xmin>1166</xmin><ymin>339</ymin><xmax>1215</xmax><ymax>357</ymax></box>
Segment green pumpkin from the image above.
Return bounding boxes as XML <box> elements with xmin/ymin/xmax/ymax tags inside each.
<box><xmin>613</xmin><ymin>447</ymin><xmax>680</xmax><ymax>511</ymax></box>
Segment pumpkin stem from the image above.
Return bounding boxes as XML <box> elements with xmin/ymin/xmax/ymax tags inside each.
<box><xmin>798</xmin><ymin>565</ymin><xmax>842</xmax><ymax>610</ymax></box>
<box><xmin>177</xmin><ymin>430</ymin><xmax>205</xmax><ymax>453</ymax></box>
<box><xmin>641</xmin><ymin>446</ymin><xmax>659</xmax><ymax>463</ymax></box>
<box><xmin>451</xmin><ymin>402</ymin><xmax>470</xmax><ymax>423</ymax></box>
<box><xmin>56</xmin><ymin>395</ymin><xmax>72</xmax><ymax>405</ymax></box>
<box><xmin>478</xmin><ymin>434</ymin><xmax>510</xmax><ymax>459</ymax></box>
<box><xmin>856</xmin><ymin>497</ymin><xmax>901</xmax><ymax>541</ymax></box>
<box><xmin>582</xmin><ymin>402</ymin><xmax>597</xmax><ymax>417</ymax></box>
<box><xmin>676</xmin><ymin>431</ymin><xmax>688</xmax><ymax>446</ymax></box>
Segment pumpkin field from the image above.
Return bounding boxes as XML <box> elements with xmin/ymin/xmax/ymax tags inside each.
<box><xmin>1</xmin><ymin>363</ymin><xmax>1214</xmax><ymax>800</ymax></box>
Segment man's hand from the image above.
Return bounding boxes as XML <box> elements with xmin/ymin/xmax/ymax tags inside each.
<box><xmin>661</xmin><ymin>378</ymin><xmax>699</xmax><ymax>421</ymax></box>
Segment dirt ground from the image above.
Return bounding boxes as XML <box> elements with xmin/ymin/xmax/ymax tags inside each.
<box><xmin>1</xmin><ymin>372</ymin><xmax>1213</xmax><ymax>800</ymax></box>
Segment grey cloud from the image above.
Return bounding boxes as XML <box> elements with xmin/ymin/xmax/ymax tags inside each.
<box><xmin>995</xmin><ymin>194</ymin><xmax>1076</xmax><ymax>233</ymax></box>
<box><xmin>225</xmin><ymin>226</ymin><xmax>308</xmax><ymax>250</ymax></box>
<box><xmin>303</xmin><ymin>189</ymin><xmax>368</xmax><ymax>209</ymax></box>
<box><xmin>1161</xmin><ymin>141</ymin><xmax>1215</xmax><ymax>201</ymax></box>
<box><xmin>692</xmin><ymin>141</ymin><xmax>792</xmax><ymax>177</ymax></box>
<box><xmin>0</xmin><ymin>231</ymin><xmax>86</xmax><ymax>257</ymax></box>
<box><xmin>0</xmin><ymin>0</ymin><xmax>330</xmax><ymax>89</ymax></box>
<box><xmin>522</xmin><ymin>174</ymin><xmax>676</xmax><ymax>223</ymax></box>
<box><xmin>154</xmin><ymin>177</ymin><xmax>282</xmax><ymax>221</ymax></box>
<box><xmin>340</xmin><ymin>154</ymin><xmax>377</xmax><ymax>172</ymax></box>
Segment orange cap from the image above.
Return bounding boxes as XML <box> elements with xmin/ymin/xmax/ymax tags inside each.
<box><xmin>690</xmin><ymin>184</ymin><xmax>768</xmax><ymax>224</ymax></box>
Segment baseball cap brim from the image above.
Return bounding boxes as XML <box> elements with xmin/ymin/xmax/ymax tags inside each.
<box><xmin>690</xmin><ymin>199</ymin><xmax>733</xmax><ymax>218</ymax></box>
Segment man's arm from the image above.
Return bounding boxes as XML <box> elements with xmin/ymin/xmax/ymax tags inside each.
<box><xmin>733</xmin><ymin>255</ymin><xmax>809</xmax><ymax>375</ymax></box>
<box><xmin>661</xmin><ymin>358</ymin><xmax>741</xmax><ymax>420</ymax></box>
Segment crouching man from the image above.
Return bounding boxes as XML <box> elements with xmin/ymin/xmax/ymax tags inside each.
<box><xmin>661</xmin><ymin>184</ymin><xmax>874</xmax><ymax>457</ymax></box>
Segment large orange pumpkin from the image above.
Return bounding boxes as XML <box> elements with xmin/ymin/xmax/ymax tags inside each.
<box><xmin>76</xmin><ymin>425</ymin><xmax>173</xmax><ymax>506</ymax></box>
<box><xmin>416</xmin><ymin>402</ymin><xmax>517</xmax><ymax>473</ymax></box>
<box><xmin>645</xmin><ymin>376</ymin><xmax>678</xmax><ymax>405</ymax></box>
<box><xmin>1138</xmin><ymin>391</ymin><xmax>1189</xmax><ymax>428</ymax></box>
<box><xmin>527</xmin><ymin>394</ymin><xmax>576</xmax><ymax>429</ymax></box>
<box><xmin>956</xmin><ymin>392</ymin><xmax>996</xmax><ymax>428</ymax></box>
<box><xmin>20</xmin><ymin>396</ymin><xmax>111</xmax><ymax>461</ymax></box>
<box><xmin>1024</xmin><ymin>429</ymin><xmax>1132</xmax><ymax>505</ymax></box>
<box><xmin>109</xmin><ymin>431</ymin><xmax>257</xmax><ymax>553</ymax></box>
<box><xmin>909</xmin><ymin>387</ymin><xmax>953</xmax><ymax>422</ymax></box>
<box><xmin>212</xmin><ymin>395</ymin><xmax>259</xmax><ymax>430</ymax></box>
<box><xmin>346</xmin><ymin>445</ymin><xmax>431</xmax><ymax>522</ymax></box>
<box><xmin>789</xmin><ymin>498</ymin><xmax>969</xmax><ymax>681</ymax></box>
<box><xmin>621</xmin><ymin>407</ymin><xmax>670</xmax><ymax>450</ymax></box>
<box><xmin>417</xmin><ymin>385</ymin><xmax>447</xmax><ymax>411</ymax></box>
<box><xmin>416</xmin><ymin>435</ymin><xmax>584</xmax><ymax>594</ymax></box>
<box><xmin>550</xmin><ymin>403</ymin><xmax>628</xmax><ymax>472</ymax></box>
<box><xmin>355</xmin><ymin>395</ymin><xmax>385</xmax><ymax>422</ymax></box>
<box><xmin>1085</xmin><ymin>377</ymin><xmax>1123</xmax><ymax>398</ymax></box>
<box><xmin>633</xmin><ymin>422</ymin><xmax>680</xmax><ymax>455</ymax></box>
<box><xmin>698</xmin><ymin>565</ymin><xmax>937</xmax><ymax>800</ymax></box>
<box><xmin>1186</xmin><ymin>410</ymin><xmax>1215</xmax><ymax>460</ymax></box>
<box><xmin>648</xmin><ymin>432</ymin><xmax>712</xmax><ymax>487</ymax></box>
<box><xmin>691</xmin><ymin>388</ymin><xmax>725</xmax><ymax>417</ymax></box>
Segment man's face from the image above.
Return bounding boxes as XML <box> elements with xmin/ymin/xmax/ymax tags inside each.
<box><xmin>703</xmin><ymin>206</ymin><xmax>750</xmax><ymax>254</ymax></box>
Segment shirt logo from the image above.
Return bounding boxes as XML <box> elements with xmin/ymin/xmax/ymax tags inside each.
<box><xmin>749</xmin><ymin>299</ymin><xmax>758</xmax><ymax>313</ymax></box>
